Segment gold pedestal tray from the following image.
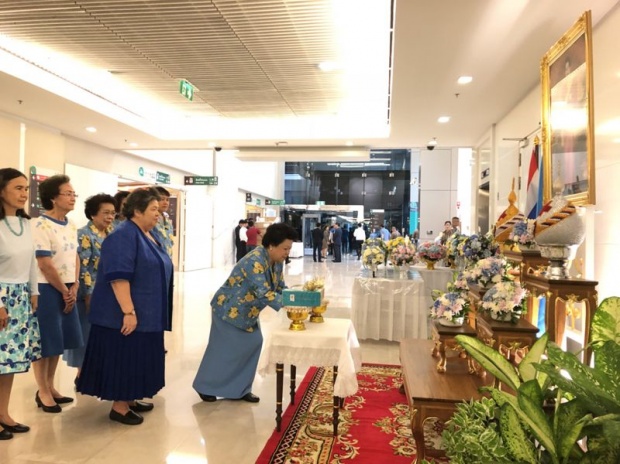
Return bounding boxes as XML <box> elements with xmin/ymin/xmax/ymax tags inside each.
<box><xmin>309</xmin><ymin>300</ymin><xmax>329</xmax><ymax>323</ymax></box>
<box><xmin>286</xmin><ymin>307</ymin><xmax>309</xmax><ymax>331</ymax></box>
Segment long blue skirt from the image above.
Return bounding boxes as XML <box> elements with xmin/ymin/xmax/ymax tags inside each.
<box><xmin>192</xmin><ymin>315</ymin><xmax>263</xmax><ymax>399</ymax></box>
<box><xmin>62</xmin><ymin>298</ymin><xmax>90</xmax><ymax>368</ymax></box>
<box><xmin>37</xmin><ymin>284</ymin><xmax>83</xmax><ymax>358</ymax></box>
<box><xmin>77</xmin><ymin>325</ymin><xmax>165</xmax><ymax>401</ymax></box>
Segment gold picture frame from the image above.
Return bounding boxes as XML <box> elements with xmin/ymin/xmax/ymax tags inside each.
<box><xmin>541</xmin><ymin>10</ymin><xmax>595</xmax><ymax>205</ymax></box>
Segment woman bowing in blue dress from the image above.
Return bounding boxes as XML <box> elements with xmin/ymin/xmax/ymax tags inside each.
<box><xmin>193</xmin><ymin>223</ymin><xmax>297</xmax><ymax>403</ymax></box>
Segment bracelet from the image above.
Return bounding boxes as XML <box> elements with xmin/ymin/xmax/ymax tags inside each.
<box><xmin>123</xmin><ymin>310</ymin><xmax>136</xmax><ymax>316</ymax></box>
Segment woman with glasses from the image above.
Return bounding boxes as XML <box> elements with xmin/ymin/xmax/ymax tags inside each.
<box><xmin>31</xmin><ymin>174</ymin><xmax>83</xmax><ymax>413</ymax></box>
<box><xmin>0</xmin><ymin>168</ymin><xmax>41</xmax><ymax>440</ymax></box>
<box><xmin>63</xmin><ymin>193</ymin><xmax>116</xmax><ymax>385</ymax></box>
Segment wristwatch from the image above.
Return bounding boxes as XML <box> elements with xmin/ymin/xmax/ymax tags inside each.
<box><xmin>123</xmin><ymin>310</ymin><xmax>136</xmax><ymax>316</ymax></box>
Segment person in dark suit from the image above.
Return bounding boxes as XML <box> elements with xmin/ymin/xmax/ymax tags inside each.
<box><xmin>311</xmin><ymin>223</ymin><xmax>323</xmax><ymax>262</ymax></box>
<box><xmin>234</xmin><ymin>219</ymin><xmax>247</xmax><ymax>262</ymax></box>
<box><xmin>331</xmin><ymin>223</ymin><xmax>342</xmax><ymax>262</ymax></box>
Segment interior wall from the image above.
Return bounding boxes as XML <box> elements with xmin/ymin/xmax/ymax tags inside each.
<box><xmin>0</xmin><ymin>116</ymin><xmax>20</xmax><ymax>167</ymax></box>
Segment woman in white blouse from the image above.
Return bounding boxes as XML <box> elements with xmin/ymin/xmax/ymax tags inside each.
<box><xmin>0</xmin><ymin>168</ymin><xmax>41</xmax><ymax>440</ymax></box>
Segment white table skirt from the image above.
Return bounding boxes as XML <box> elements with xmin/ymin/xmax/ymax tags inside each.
<box><xmin>351</xmin><ymin>269</ymin><xmax>426</xmax><ymax>342</ymax></box>
<box><xmin>258</xmin><ymin>318</ymin><xmax>361</xmax><ymax>397</ymax></box>
<box><xmin>413</xmin><ymin>264</ymin><xmax>455</xmax><ymax>313</ymax></box>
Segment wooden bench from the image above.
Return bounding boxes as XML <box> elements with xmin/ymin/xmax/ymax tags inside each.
<box><xmin>400</xmin><ymin>338</ymin><xmax>494</xmax><ymax>462</ymax></box>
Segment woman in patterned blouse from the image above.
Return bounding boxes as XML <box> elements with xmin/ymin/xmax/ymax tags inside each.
<box><xmin>193</xmin><ymin>223</ymin><xmax>297</xmax><ymax>403</ymax></box>
<box><xmin>63</xmin><ymin>193</ymin><xmax>116</xmax><ymax>383</ymax></box>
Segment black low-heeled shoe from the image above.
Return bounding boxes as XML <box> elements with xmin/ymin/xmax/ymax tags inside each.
<box><xmin>109</xmin><ymin>409</ymin><xmax>143</xmax><ymax>426</ymax></box>
<box><xmin>0</xmin><ymin>422</ymin><xmax>30</xmax><ymax>433</ymax></box>
<box><xmin>0</xmin><ymin>429</ymin><xmax>13</xmax><ymax>440</ymax></box>
<box><xmin>198</xmin><ymin>393</ymin><xmax>217</xmax><ymax>402</ymax></box>
<box><xmin>129</xmin><ymin>401</ymin><xmax>154</xmax><ymax>413</ymax></box>
<box><xmin>35</xmin><ymin>391</ymin><xmax>62</xmax><ymax>413</ymax></box>
<box><xmin>52</xmin><ymin>395</ymin><xmax>74</xmax><ymax>404</ymax></box>
<box><xmin>240</xmin><ymin>392</ymin><xmax>260</xmax><ymax>403</ymax></box>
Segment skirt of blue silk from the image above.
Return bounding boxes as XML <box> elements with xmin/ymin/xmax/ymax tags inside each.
<box><xmin>77</xmin><ymin>325</ymin><xmax>165</xmax><ymax>401</ymax></box>
<box><xmin>192</xmin><ymin>314</ymin><xmax>263</xmax><ymax>399</ymax></box>
<box><xmin>0</xmin><ymin>282</ymin><xmax>42</xmax><ymax>374</ymax></box>
<box><xmin>63</xmin><ymin>298</ymin><xmax>90</xmax><ymax>368</ymax></box>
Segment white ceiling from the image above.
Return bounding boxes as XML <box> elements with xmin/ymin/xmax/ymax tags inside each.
<box><xmin>0</xmin><ymin>0</ymin><xmax>618</xmax><ymax>161</ymax></box>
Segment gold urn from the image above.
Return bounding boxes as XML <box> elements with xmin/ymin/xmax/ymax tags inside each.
<box><xmin>286</xmin><ymin>307</ymin><xmax>309</xmax><ymax>331</ymax></box>
<box><xmin>309</xmin><ymin>299</ymin><xmax>329</xmax><ymax>323</ymax></box>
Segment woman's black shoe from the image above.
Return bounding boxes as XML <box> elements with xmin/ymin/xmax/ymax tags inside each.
<box><xmin>240</xmin><ymin>393</ymin><xmax>260</xmax><ymax>403</ymax></box>
<box><xmin>0</xmin><ymin>429</ymin><xmax>13</xmax><ymax>440</ymax></box>
<box><xmin>198</xmin><ymin>393</ymin><xmax>217</xmax><ymax>402</ymax></box>
<box><xmin>35</xmin><ymin>391</ymin><xmax>62</xmax><ymax>413</ymax></box>
<box><xmin>0</xmin><ymin>422</ymin><xmax>30</xmax><ymax>433</ymax></box>
<box><xmin>129</xmin><ymin>401</ymin><xmax>154</xmax><ymax>412</ymax></box>
<box><xmin>109</xmin><ymin>409</ymin><xmax>143</xmax><ymax>425</ymax></box>
<box><xmin>52</xmin><ymin>395</ymin><xmax>74</xmax><ymax>404</ymax></box>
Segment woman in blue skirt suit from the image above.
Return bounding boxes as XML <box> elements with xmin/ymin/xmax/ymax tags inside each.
<box><xmin>193</xmin><ymin>223</ymin><xmax>297</xmax><ymax>403</ymax></box>
<box><xmin>77</xmin><ymin>188</ymin><xmax>172</xmax><ymax>426</ymax></box>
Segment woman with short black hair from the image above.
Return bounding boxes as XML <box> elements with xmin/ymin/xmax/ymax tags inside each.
<box><xmin>193</xmin><ymin>223</ymin><xmax>297</xmax><ymax>403</ymax></box>
<box><xmin>31</xmin><ymin>174</ymin><xmax>82</xmax><ymax>413</ymax></box>
<box><xmin>112</xmin><ymin>190</ymin><xmax>130</xmax><ymax>229</ymax></box>
<box><xmin>63</xmin><ymin>193</ymin><xmax>116</xmax><ymax>383</ymax></box>
<box><xmin>77</xmin><ymin>188</ymin><xmax>172</xmax><ymax>426</ymax></box>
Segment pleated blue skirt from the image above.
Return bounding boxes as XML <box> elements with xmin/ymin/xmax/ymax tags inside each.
<box><xmin>77</xmin><ymin>325</ymin><xmax>165</xmax><ymax>401</ymax></box>
<box><xmin>192</xmin><ymin>314</ymin><xmax>263</xmax><ymax>399</ymax></box>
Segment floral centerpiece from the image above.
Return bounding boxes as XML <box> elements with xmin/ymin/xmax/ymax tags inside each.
<box><xmin>429</xmin><ymin>291</ymin><xmax>471</xmax><ymax>326</ymax></box>
<box><xmin>390</xmin><ymin>242</ymin><xmax>417</xmax><ymax>268</ymax></box>
<box><xmin>362</xmin><ymin>244</ymin><xmax>385</xmax><ymax>276</ymax></box>
<box><xmin>459</xmin><ymin>232</ymin><xmax>498</xmax><ymax>266</ymax></box>
<box><xmin>446</xmin><ymin>271</ymin><xmax>469</xmax><ymax>294</ymax></box>
<box><xmin>417</xmin><ymin>241</ymin><xmax>446</xmax><ymax>269</ymax></box>
<box><xmin>463</xmin><ymin>256</ymin><xmax>513</xmax><ymax>288</ymax></box>
<box><xmin>446</xmin><ymin>233</ymin><xmax>468</xmax><ymax>268</ymax></box>
<box><xmin>506</xmin><ymin>219</ymin><xmax>536</xmax><ymax>249</ymax></box>
<box><xmin>386</xmin><ymin>236</ymin><xmax>406</xmax><ymax>254</ymax></box>
<box><xmin>481</xmin><ymin>281</ymin><xmax>528</xmax><ymax>323</ymax></box>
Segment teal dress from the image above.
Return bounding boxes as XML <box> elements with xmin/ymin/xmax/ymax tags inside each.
<box><xmin>193</xmin><ymin>246</ymin><xmax>285</xmax><ymax>398</ymax></box>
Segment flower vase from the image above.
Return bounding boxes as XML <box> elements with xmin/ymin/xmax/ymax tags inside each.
<box><xmin>425</xmin><ymin>260</ymin><xmax>436</xmax><ymax>270</ymax></box>
<box><xmin>398</xmin><ymin>265</ymin><xmax>408</xmax><ymax>278</ymax></box>
<box><xmin>490</xmin><ymin>310</ymin><xmax>521</xmax><ymax>323</ymax></box>
<box><xmin>438</xmin><ymin>316</ymin><xmax>464</xmax><ymax>327</ymax></box>
<box><xmin>371</xmin><ymin>264</ymin><xmax>377</xmax><ymax>278</ymax></box>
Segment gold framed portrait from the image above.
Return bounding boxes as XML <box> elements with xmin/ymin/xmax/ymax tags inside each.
<box><xmin>541</xmin><ymin>10</ymin><xmax>595</xmax><ymax>205</ymax></box>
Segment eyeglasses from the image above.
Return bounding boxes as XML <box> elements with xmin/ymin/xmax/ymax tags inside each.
<box><xmin>100</xmin><ymin>210</ymin><xmax>116</xmax><ymax>216</ymax></box>
<box><xmin>58</xmin><ymin>192</ymin><xmax>79</xmax><ymax>198</ymax></box>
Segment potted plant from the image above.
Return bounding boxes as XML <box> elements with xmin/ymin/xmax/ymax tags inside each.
<box><xmin>436</xmin><ymin>296</ymin><xmax>620</xmax><ymax>464</ymax></box>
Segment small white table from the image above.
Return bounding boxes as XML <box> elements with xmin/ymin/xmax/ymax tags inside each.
<box><xmin>258</xmin><ymin>318</ymin><xmax>361</xmax><ymax>435</ymax></box>
<box><xmin>351</xmin><ymin>268</ymin><xmax>427</xmax><ymax>341</ymax></box>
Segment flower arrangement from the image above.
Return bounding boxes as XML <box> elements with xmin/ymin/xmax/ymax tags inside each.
<box><xmin>459</xmin><ymin>232</ymin><xmax>498</xmax><ymax>264</ymax></box>
<box><xmin>481</xmin><ymin>281</ymin><xmax>528</xmax><ymax>323</ymax></box>
<box><xmin>362</xmin><ymin>245</ymin><xmax>385</xmax><ymax>270</ymax></box>
<box><xmin>429</xmin><ymin>291</ymin><xmax>471</xmax><ymax>325</ymax></box>
<box><xmin>463</xmin><ymin>256</ymin><xmax>512</xmax><ymax>288</ymax></box>
<box><xmin>386</xmin><ymin>236</ymin><xmax>406</xmax><ymax>253</ymax></box>
<box><xmin>390</xmin><ymin>242</ymin><xmax>417</xmax><ymax>266</ymax></box>
<box><xmin>417</xmin><ymin>241</ymin><xmax>447</xmax><ymax>262</ymax></box>
<box><xmin>506</xmin><ymin>219</ymin><xmax>536</xmax><ymax>247</ymax></box>
<box><xmin>447</xmin><ymin>233</ymin><xmax>468</xmax><ymax>260</ymax></box>
<box><xmin>447</xmin><ymin>271</ymin><xmax>469</xmax><ymax>294</ymax></box>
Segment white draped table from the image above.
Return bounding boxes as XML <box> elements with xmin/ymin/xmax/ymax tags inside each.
<box><xmin>258</xmin><ymin>318</ymin><xmax>361</xmax><ymax>435</ymax></box>
<box><xmin>351</xmin><ymin>266</ymin><xmax>454</xmax><ymax>342</ymax></box>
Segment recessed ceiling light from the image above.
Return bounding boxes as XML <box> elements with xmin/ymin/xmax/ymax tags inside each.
<box><xmin>318</xmin><ymin>61</ymin><xmax>340</xmax><ymax>72</ymax></box>
<box><xmin>85</xmin><ymin>126</ymin><xmax>97</xmax><ymax>133</ymax></box>
<box><xmin>457</xmin><ymin>76</ymin><xmax>473</xmax><ymax>85</ymax></box>
<box><xmin>613</xmin><ymin>138</ymin><xmax>620</xmax><ymax>144</ymax></box>
<box><xmin>345</xmin><ymin>141</ymin><xmax>353</xmax><ymax>146</ymax></box>
<box><xmin>129</xmin><ymin>142</ymin><xmax>138</xmax><ymax>147</ymax></box>
<box><xmin>207</xmin><ymin>142</ymin><xmax>216</xmax><ymax>147</ymax></box>
<box><xmin>437</xmin><ymin>116</ymin><xmax>450</xmax><ymax>123</ymax></box>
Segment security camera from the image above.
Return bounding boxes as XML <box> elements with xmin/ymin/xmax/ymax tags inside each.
<box><xmin>427</xmin><ymin>137</ymin><xmax>438</xmax><ymax>151</ymax></box>
<box><xmin>427</xmin><ymin>144</ymin><xmax>436</xmax><ymax>151</ymax></box>
<box><xmin>214</xmin><ymin>146</ymin><xmax>222</xmax><ymax>152</ymax></box>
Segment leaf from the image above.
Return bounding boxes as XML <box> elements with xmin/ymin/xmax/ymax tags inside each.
<box><xmin>519</xmin><ymin>332</ymin><xmax>548</xmax><ymax>382</ymax></box>
<box><xmin>491</xmin><ymin>389</ymin><xmax>558</xmax><ymax>462</ymax></box>
<box><xmin>455</xmin><ymin>335</ymin><xmax>521</xmax><ymax>391</ymax></box>
<box><xmin>499</xmin><ymin>404</ymin><xmax>538</xmax><ymax>464</ymax></box>
<box><xmin>554</xmin><ymin>399</ymin><xmax>591</xmax><ymax>463</ymax></box>
<box><xmin>590</xmin><ymin>341</ymin><xmax>620</xmax><ymax>403</ymax></box>
<box><xmin>591</xmin><ymin>297</ymin><xmax>620</xmax><ymax>347</ymax></box>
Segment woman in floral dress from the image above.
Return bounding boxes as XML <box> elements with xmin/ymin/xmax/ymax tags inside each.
<box><xmin>0</xmin><ymin>168</ymin><xmax>41</xmax><ymax>440</ymax></box>
<box><xmin>63</xmin><ymin>194</ymin><xmax>116</xmax><ymax>382</ymax></box>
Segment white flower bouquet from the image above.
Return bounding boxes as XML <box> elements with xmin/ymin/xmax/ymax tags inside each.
<box><xmin>463</xmin><ymin>256</ymin><xmax>512</xmax><ymax>288</ymax></box>
<box><xmin>481</xmin><ymin>281</ymin><xmax>528</xmax><ymax>323</ymax></box>
<box><xmin>429</xmin><ymin>291</ymin><xmax>471</xmax><ymax>325</ymax></box>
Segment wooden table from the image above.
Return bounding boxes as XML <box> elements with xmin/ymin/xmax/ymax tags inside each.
<box><xmin>400</xmin><ymin>339</ymin><xmax>494</xmax><ymax>462</ymax></box>
<box><xmin>257</xmin><ymin>318</ymin><xmax>361</xmax><ymax>436</ymax></box>
<box><xmin>475</xmin><ymin>313</ymin><xmax>539</xmax><ymax>359</ymax></box>
<box><xmin>430</xmin><ymin>320</ymin><xmax>477</xmax><ymax>373</ymax></box>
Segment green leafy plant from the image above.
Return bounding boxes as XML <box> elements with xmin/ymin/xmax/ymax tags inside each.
<box><xmin>440</xmin><ymin>296</ymin><xmax>620</xmax><ymax>464</ymax></box>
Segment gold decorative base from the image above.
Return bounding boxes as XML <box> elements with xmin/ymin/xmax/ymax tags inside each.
<box><xmin>287</xmin><ymin>308</ymin><xmax>309</xmax><ymax>331</ymax></box>
<box><xmin>309</xmin><ymin>314</ymin><xmax>324</xmax><ymax>323</ymax></box>
<box><xmin>309</xmin><ymin>302</ymin><xmax>328</xmax><ymax>323</ymax></box>
<box><xmin>288</xmin><ymin>320</ymin><xmax>307</xmax><ymax>331</ymax></box>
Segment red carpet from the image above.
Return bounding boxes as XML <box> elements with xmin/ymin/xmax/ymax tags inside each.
<box><xmin>256</xmin><ymin>364</ymin><xmax>445</xmax><ymax>463</ymax></box>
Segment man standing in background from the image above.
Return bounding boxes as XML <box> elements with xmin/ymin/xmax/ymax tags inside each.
<box><xmin>353</xmin><ymin>223</ymin><xmax>366</xmax><ymax>260</ymax></box>
<box><xmin>245</xmin><ymin>219</ymin><xmax>260</xmax><ymax>253</ymax></box>
<box><xmin>331</xmin><ymin>223</ymin><xmax>342</xmax><ymax>263</ymax></box>
<box><xmin>311</xmin><ymin>223</ymin><xmax>323</xmax><ymax>262</ymax></box>
<box><xmin>237</xmin><ymin>219</ymin><xmax>248</xmax><ymax>261</ymax></box>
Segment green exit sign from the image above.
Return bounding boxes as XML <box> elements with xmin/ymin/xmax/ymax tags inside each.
<box><xmin>265</xmin><ymin>199</ymin><xmax>285</xmax><ymax>206</ymax></box>
<box><xmin>184</xmin><ymin>176</ymin><xmax>218</xmax><ymax>186</ymax></box>
<box><xmin>179</xmin><ymin>79</ymin><xmax>195</xmax><ymax>101</ymax></box>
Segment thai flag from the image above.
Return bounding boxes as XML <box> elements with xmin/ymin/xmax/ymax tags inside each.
<box><xmin>525</xmin><ymin>142</ymin><xmax>542</xmax><ymax>219</ymax></box>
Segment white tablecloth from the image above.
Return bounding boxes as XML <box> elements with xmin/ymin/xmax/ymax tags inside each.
<box><xmin>351</xmin><ymin>268</ymin><xmax>426</xmax><ymax>341</ymax></box>
<box><xmin>258</xmin><ymin>318</ymin><xmax>361</xmax><ymax>397</ymax></box>
<box><xmin>413</xmin><ymin>264</ymin><xmax>454</xmax><ymax>314</ymax></box>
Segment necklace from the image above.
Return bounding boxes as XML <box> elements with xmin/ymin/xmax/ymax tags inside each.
<box><xmin>3</xmin><ymin>217</ymin><xmax>24</xmax><ymax>237</ymax></box>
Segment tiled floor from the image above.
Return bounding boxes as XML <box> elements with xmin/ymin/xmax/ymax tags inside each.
<box><xmin>2</xmin><ymin>252</ymin><xmax>400</xmax><ymax>464</ymax></box>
